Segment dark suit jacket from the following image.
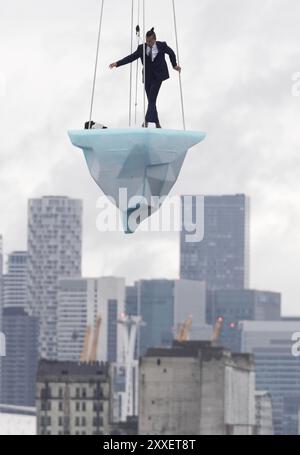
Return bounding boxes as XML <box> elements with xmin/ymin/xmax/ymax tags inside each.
<box><xmin>116</xmin><ymin>41</ymin><xmax>177</xmax><ymax>82</ymax></box>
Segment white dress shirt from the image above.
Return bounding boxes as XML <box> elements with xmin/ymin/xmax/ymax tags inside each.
<box><xmin>146</xmin><ymin>43</ymin><xmax>159</xmax><ymax>61</ymax></box>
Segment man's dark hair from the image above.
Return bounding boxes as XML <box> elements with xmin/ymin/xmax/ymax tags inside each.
<box><xmin>146</xmin><ymin>27</ymin><xmax>156</xmax><ymax>39</ymax></box>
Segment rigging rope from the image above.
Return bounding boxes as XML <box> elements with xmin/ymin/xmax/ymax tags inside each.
<box><xmin>172</xmin><ymin>0</ymin><xmax>186</xmax><ymax>130</ymax></box>
<box><xmin>88</xmin><ymin>0</ymin><xmax>185</xmax><ymax>130</ymax></box>
<box><xmin>88</xmin><ymin>0</ymin><xmax>105</xmax><ymax>128</ymax></box>
<box><xmin>129</xmin><ymin>0</ymin><xmax>135</xmax><ymax>126</ymax></box>
<box><xmin>142</xmin><ymin>0</ymin><xmax>146</xmax><ymax>125</ymax></box>
<box><xmin>134</xmin><ymin>23</ymin><xmax>141</xmax><ymax>126</ymax></box>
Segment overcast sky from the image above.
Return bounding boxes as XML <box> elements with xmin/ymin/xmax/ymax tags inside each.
<box><xmin>0</xmin><ymin>0</ymin><xmax>300</xmax><ymax>315</ymax></box>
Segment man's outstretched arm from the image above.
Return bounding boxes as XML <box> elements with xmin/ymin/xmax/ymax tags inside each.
<box><xmin>164</xmin><ymin>42</ymin><xmax>181</xmax><ymax>72</ymax></box>
<box><xmin>109</xmin><ymin>47</ymin><xmax>141</xmax><ymax>69</ymax></box>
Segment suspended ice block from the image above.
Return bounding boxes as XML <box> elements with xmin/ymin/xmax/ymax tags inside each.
<box><xmin>68</xmin><ymin>128</ymin><xmax>206</xmax><ymax>233</ymax></box>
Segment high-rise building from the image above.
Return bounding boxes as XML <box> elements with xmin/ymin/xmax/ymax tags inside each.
<box><xmin>27</xmin><ymin>196</ymin><xmax>82</xmax><ymax>360</ymax></box>
<box><xmin>131</xmin><ymin>279</ymin><xmax>208</xmax><ymax>357</ymax></box>
<box><xmin>57</xmin><ymin>277</ymin><xmax>125</xmax><ymax>364</ymax></box>
<box><xmin>125</xmin><ymin>285</ymin><xmax>138</xmax><ymax>318</ymax></box>
<box><xmin>139</xmin><ymin>340</ymin><xmax>256</xmax><ymax>435</ymax></box>
<box><xmin>1</xmin><ymin>307</ymin><xmax>39</xmax><ymax>406</ymax></box>
<box><xmin>0</xmin><ymin>235</ymin><xmax>4</xmax><ymax>400</ymax></box>
<box><xmin>36</xmin><ymin>360</ymin><xmax>111</xmax><ymax>436</ymax></box>
<box><xmin>180</xmin><ymin>194</ymin><xmax>250</xmax><ymax>290</ymax></box>
<box><xmin>125</xmin><ymin>285</ymin><xmax>139</xmax><ymax>360</ymax></box>
<box><xmin>0</xmin><ymin>235</ymin><xmax>3</xmax><ymax>328</ymax></box>
<box><xmin>3</xmin><ymin>251</ymin><xmax>28</xmax><ymax>310</ymax></box>
<box><xmin>207</xmin><ymin>289</ymin><xmax>281</xmax><ymax>352</ymax></box>
<box><xmin>240</xmin><ymin>319</ymin><xmax>300</xmax><ymax>435</ymax></box>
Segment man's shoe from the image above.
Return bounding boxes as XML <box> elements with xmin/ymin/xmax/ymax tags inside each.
<box><xmin>156</xmin><ymin>123</ymin><xmax>162</xmax><ymax>128</ymax></box>
<box><xmin>142</xmin><ymin>122</ymin><xmax>149</xmax><ymax>128</ymax></box>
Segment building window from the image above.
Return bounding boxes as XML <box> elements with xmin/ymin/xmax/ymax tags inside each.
<box><xmin>59</xmin><ymin>402</ymin><xmax>63</xmax><ymax>412</ymax></box>
<box><xmin>76</xmin><ymin>388</ymin><xmax>80</xmax><ymax>398</ymax></box>
<box><xmin>76</xmin><ymin>402</ymin><xmax>80</xmax><ymax>412</ymax></box>
<box><xmin>41</xmin><ymin>386</ymin><xmax>51</xmax><ymax>400</ymax></box>
<box><xmin>82</xmin><ymin>417</ymin><xmax>86</xmax><ymax>426</ymax></box>
<box><xmin>93</xmin><ymin>402</ymin><xmax>103</xmax><ymax>412</ymax></box>
<box><xmin>94</xmin><ymin>385</ymin><xmax>103</xmax><ymax>399</ymax></box>
<box><xmin>82</xmin><ymin>402</ymin><xmax>86</xmax><ymax>412</ymax></box>
<box><xmin>82</xmin><ymin>388</ymin><xmax>87</xmax><ymax>398</ymax></box>
<box><xmin>93</xmin><ymin>417</ymin><xmax>103</xmax><ymax>427</ymax></box>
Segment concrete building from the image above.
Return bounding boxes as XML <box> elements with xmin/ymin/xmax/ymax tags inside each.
<box><xmin>1</xmin><ymin>307</ymin><xmax>39</xmax><ymax>406</ymax></box>
<box><xmin>180</xmin><ymin>194</ymin><xmax>250</xmax><ymax>290</ymax></box>
<box><xmin>207</xmin><ymin>289</ymin><xmax>281</xmax><ymax>352</ymax></box>
<box><xmin>130</xmin><ymin>279</ymin><xmax>209</xmax><ymax>357</ymax></box>
<box><xmin>3</xmin><ymin>251</ymin><xmax>28</xmax><ymax>310</ymax></box>
<box><xmin>36</xmin><ymin>360</ymin><xmax>111</xmax><ymax>436</ymax></box>
<box><xmin>27</xmin><ymin>196</ymin><xmax>82</xmax><ymax>360</ymax></box>
<box><xmin>240</xmin><ymin>319</ymin><xmax>300</xmax><ymax>435</ymax></box>
<box><xmin>139</xmin><ymin>340</ymin><xmax>256</xmax><ymax>435</ymax></box>
<box><xmin>57</xmin><ymin>277</ymin><xmax>125</xmax><ymax>364</ymax></box>
<box><xmin>255</xmin><ymin>391</ymin><xmax>274</xmax><ymax>435</ymax></box>
<box><xmin>0</xmin><ymin>411</ymin><xmax>36</xmax><ymax>436</ymax></box>
<box><xmin>0</xmin><ymin>236</ymin><xmax>3</xmax><ymax>330</ymax></box>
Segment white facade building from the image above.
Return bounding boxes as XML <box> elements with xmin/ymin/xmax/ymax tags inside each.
<box><xmin>57</xmin><ymin>277</ymin><xmax>125</xmax><ymax>364</ymax></box>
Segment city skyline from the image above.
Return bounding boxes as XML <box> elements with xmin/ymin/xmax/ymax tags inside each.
<box><xmin>0</xmin><ymin>191</ymin><xmax>296</xmax><ymax>320</ymax></box>
<box><xmin>0</xmin><ymin>0</ymin><xmax>300</xmax><ymax>314</ymax></box>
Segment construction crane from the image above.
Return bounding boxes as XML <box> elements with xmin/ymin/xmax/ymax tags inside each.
<box><xmin>80</xmin><ymin>315</ymin><xmax>102</xmax><ymax>363</ymax></box>
<box><xmin>90</xmin><ymin>316</ymin><xmax>102</xmax><ymax>362</ymax></box>
<box><xmin>80</xmin><ymin>325</ymin><xmax>92</xmax><ymax>362</ymax></box>
<box><xmin>175</xmin><ymin>315</ymin><xmax>193</xmax><ymax>342</ymax></box>
<box><xmin>211</xmin><ymin>317</ymin><xmax>224</xmax><ymax>346</ymax></box>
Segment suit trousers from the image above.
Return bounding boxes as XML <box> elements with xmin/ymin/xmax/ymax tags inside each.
<box><xmin>145</xmin><ymin>78</ymin><xmax>162</xmax><ymax>124</ymax></box>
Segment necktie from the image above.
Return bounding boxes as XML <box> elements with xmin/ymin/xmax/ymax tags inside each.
<box><xmin>149</xmin><ymin>46</ymin><xmax>153</xmax><ymax>62</ymax></box>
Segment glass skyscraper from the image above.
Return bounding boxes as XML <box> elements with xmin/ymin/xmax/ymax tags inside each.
<box><xmin>180</xmin><ymin>194</ymin><xmax>250</xmax><ymax>290</ymax></box>
<box><xmin>240</xmin><ymin>319</ymin><xmax>300</xmax><ymax>435</ymax></box>
<box><xmin>207</xmin><ymin>289</ymin><xmax>281</xmax><ymax>352</ymax></box>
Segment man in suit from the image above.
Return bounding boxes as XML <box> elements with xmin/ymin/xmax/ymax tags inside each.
<box><xmin>109</xmin><ymin>27</ymin><xmax>181</xmax><ymax>128</ymax></box>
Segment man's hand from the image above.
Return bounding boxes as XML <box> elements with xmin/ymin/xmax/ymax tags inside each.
<box><xmin>174</xmin><ymin>65</ymin><xmax>181</xmax><ymax>73</ymax></box>
<box><xmin>109</xmin><ymin>62</ymin><xmax>117</xmax><ymax>69</ymax></box>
